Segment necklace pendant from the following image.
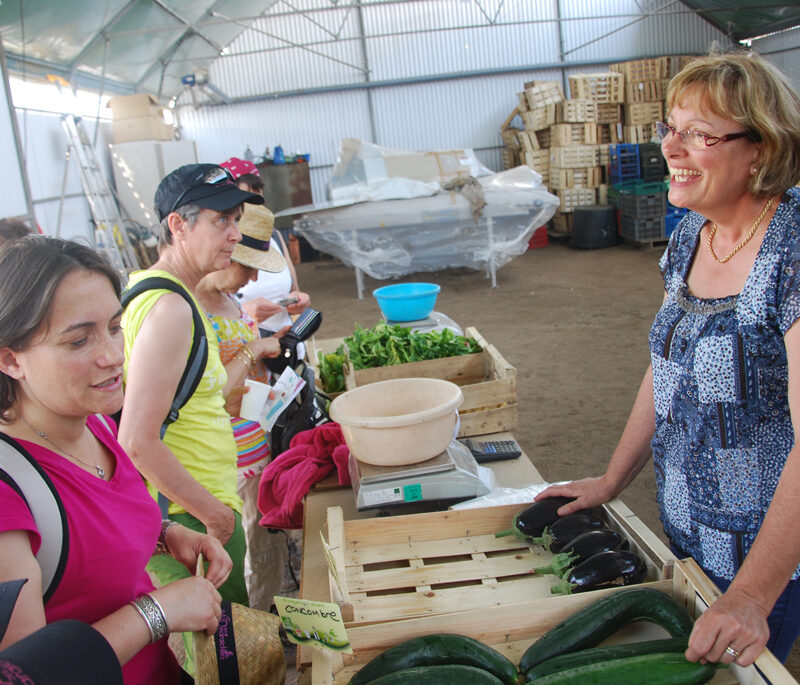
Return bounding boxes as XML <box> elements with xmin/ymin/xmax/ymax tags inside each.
<box><xmin>96</xmin><ymin>465</ymin><xmax>105</xmax><ymax>479</ymax></box>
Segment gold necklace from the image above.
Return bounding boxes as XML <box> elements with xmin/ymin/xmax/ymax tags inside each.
<box><xmin>18</xmin><ymin>417</ymin><xmax>106</xmax><ymax>479</ymax></box>
<box><xmin>708</xmin><ymin>197</ymin><xmax>774</xmax><ymax>264</ymax></box>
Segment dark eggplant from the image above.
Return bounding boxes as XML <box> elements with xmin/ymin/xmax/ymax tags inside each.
<box><xmin>550</xmin><ymin>550</ymin><xmax>647</xmax><ymax>595</ymax></box>
<box><xmin>531</xmin><ymin>512</ymin><xmax>604</xmax><ymax>552</ymax></box>
<box><xmin>494</xmin><ymin>496</ymin><xmax>575</xmax><ymax>541</ymax></box>
<box><xmin>533</xmin><ymin>528</ymin><xmax>630</xmax><ymax>577</ymax></box>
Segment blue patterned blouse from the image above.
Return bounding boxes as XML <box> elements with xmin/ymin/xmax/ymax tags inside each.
<box><xmin>651</xmin><ymin>187</ymin><xmax>800</xmax><ymax>581</ymax></box>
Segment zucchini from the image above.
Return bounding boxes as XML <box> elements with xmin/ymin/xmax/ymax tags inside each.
<box><xmin>518</xmin><ymin>588</ymin><xmax>694</xmax><ymax>672</ymax></box>
<box><xmin>523</xmin><ymin>637</ymin><xmax>688</xmax><ymax>681</ymax></box>
<box><xmin>363</xmin><ymin>664</ymin><xmax>505</xmax><ymax>684</ymax></box>
<box><xmin>521</xmin><ymin>652</ymin><xmax>716</xmax><ymax>685</ymax></box>
<box><xmin>347</xmin><ymin>633</ymin><xmax>519</xmax><ymax>685</ymax></box>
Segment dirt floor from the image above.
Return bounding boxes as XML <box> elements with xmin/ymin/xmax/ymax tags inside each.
<box><xmin>294</xmin><ymin>238</ymin><xmax>800</xmax><ymax>677</ymax></box>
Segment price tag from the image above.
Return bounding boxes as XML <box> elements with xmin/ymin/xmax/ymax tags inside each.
<box><xmin>274</xmin><ymin>596</ymin><xmax>351</xmax><ymax>653</ymax></box>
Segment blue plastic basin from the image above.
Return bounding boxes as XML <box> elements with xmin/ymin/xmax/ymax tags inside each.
<box><xmin>372</xmin><ymin>283</ymin><xmax>441</xmax><ymax>322</ymax></box>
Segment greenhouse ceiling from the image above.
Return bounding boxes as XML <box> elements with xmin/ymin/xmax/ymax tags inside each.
<box><xmin>0</xmin><ymin>0</ymin><xmax>798</xmax><ymax>103</ymax></box>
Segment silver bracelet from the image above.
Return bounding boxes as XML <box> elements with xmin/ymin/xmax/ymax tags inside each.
<box><xmin>130</xmin><ymin>593</ymin><xmax>169</xmax><ymax>643</ymax></box>
<box><xmin>155</xmin><ymin>519</ymin><xmax>178</xmax><ymax>556</ymax></box>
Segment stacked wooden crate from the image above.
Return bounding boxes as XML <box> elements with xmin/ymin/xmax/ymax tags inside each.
<box><xmin>610</xmin><ymin>58</ymin><xmax>664</xmax><ymax>144</ymax></box>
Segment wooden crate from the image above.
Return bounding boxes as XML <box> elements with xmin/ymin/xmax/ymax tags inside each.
<box><xmin>556</xmin><ymin>99</ymin><xmax>598</xmax><ymax>123</ymax></box>
<box><xmin>596</xmin><ymin>102</ymin><xmax>622</xmax><ymax>124</ymax></box>
<box><xmin>522</xmin><ymin>105</ymin><xmax>555</xmax><ymax>131</ymax></box>
<box><xmin>324</xmin><ymin>498</ymin><xmax>674</xmax><ymax>628</ymax></box>
<box><xmin>525</xmin><ymin>148</ymin><xmax>550</xmax><ymax>172</ymax></box>
<box><xmin>551</xmin><ymin>211</ymin><xmax>573</xmax><ymax>234</ymax></box>
<box><xmin>343</xmin><ymin>327</ymin><xmax>517</xmax><ymax>438</ymax></box>
<box><xmin>312</xmin><ymin>557</ymin><xmax>798</xmax><ymax>684</ymax></box>
<box><xmin>549</xmin><ymin>166</ymin><xmax>602</xmax><ymax>190</ymax></box>
<box><xmin>549</xmin><ymin>145</ymin><xmax>598</xmax><ymax>168</ymax></box>
<box><xmin>660</xmin><ymin>55</ymin><xmax>694</xmax><ymax>78</ymax></box>
<box><xmin>500</xmin><ymin>128</ymin><xmax>521</xmax><ymax>150</ymax></box>
<box><xmin>550</xmin><ymin>123</ymin><xmax>599</xmax><ymax>147</ymax></box>
<box><xmin>625</xmin><ymin>101</ymin><xmax>663</xmax><ymax>126</ymax></box>
<box><xmin>625</xmin><ymin>80</ymin><xmax>663</xmax><ymax>103</ymax></box>
<box><xmin>519</xmin><ymin>130</ymin><xmax>540</xmax><ymax>154</ymax></box>
<box><xmin>611</xmin><ymin>58</ymin><xmax>662</xmax><ymax>82</ymax></box>
<box><xmin>516</xmin><ymin>91</ymin><xmax>529</xmax><ymax>111</ymax></box>
<box><xmin>555</xmin><ymin>187</ymin><xmax>596</xmax><ymax>212</ymax></box>
<box><xmin>568</xmin><ymin>72</ymin><xmax>624</xmax><ymax>103</ymax></box>
<box><xmin>624</xmin><ymin>124</ymin><xmax>655</xmax><ymax>144</ymax></box>
<box><xmin>524</xmin><ymin>80</ymin><xmax>564</xmax><ymax>109</ymax></box>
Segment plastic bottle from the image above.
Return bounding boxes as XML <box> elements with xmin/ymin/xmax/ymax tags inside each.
<box><xmin>244</xmin><ymin>145</ymin><xmax>254</xmax><ymax>162</ymax></box>
<box><xmin>273</xmin><ymin>144</ymin><xmax>285</xmax><ymax>165</ymax></box>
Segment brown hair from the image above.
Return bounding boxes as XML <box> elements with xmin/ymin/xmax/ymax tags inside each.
<box><xmin>667</xmin><ymin>50</ymin><xmax>800</xmax><ymax>196</ymax></box>
<box><xmin>0</xmin><ymin>218</ymin><xmax>32</xmax><ymax>246</ymax></box>
<box><xmin>0</xmin><ymin>237</ymin><xmax>121</xmax><ymax>420</ymax></box>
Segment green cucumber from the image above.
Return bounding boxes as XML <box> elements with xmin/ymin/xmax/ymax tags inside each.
<box><xmin>521</xmin><ymin>652</ymin><xmax>717</xmax><ymax>685</ymax></box>
<box><xmin>523</xmin><ymin>637</ymin><xmax>688</xmax><ymax>681</ymax></box>
<box><xmin>347</xmin><ymin>633</ymin><xmax>519</xmax><ymax>685</ymax></box>
<box><xmin>363</xmin><ymin>664</ymin><xmax>505</xmax><ymax>684</ymax></box>
<box><xmin>519</xmin><ymin>588</ymin><xmax>694</xmax><ymax>672</ymax></box>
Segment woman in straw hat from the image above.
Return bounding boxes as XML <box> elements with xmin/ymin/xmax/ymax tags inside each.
<box><xmin>0</xmin><ymin>236</ymin><xmax>230</xmax><ymax>685</ymax></box>
<box><xmin>219</xmin><ymin>157</ymin><xmax>312</xmax><ymax>344</ymax></box>
<box><xmin>196</xmin><ymin>203</ymin><xmax>291</xmax><ymax>611</ymax></box>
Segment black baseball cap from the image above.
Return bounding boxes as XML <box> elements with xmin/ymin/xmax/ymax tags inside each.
<box><xmin>154</xmin><ymin>163</ymin><xmax>264</xmax><ymax>221</ymax></box>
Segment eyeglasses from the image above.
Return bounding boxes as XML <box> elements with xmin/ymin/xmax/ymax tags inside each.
<box><xmin>654</xmin><ymin>121</ymin><xmax>758</xmax><ymax>150</ymax></box>
<box><xmin>169</xmin><ymin>166</ymin><xmax>236</xmax><ymax>214</ymax></box>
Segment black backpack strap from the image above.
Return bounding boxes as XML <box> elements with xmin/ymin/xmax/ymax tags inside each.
<box><xmin>0</xmin><ymin>579</ymin><xmax>27</xmax><ymax>644</ymax></box>
<box><xmin>120</xmin><ymin>277</ymin><xmax>209</xmax><ymax>437</ymax></box>
<box><xmin>0</xmin><ymin>434</ymin><xmax>68</xmax><ymax>603</ymax></box>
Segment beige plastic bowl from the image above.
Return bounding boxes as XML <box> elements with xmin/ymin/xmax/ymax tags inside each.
<box><xmin>330</xmin><ymin>377</ymin><xmax>464</xmax><ymax>466</ymax></box>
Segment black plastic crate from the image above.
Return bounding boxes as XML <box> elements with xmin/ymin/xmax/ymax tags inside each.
<box><xmin>621</xmin><ymin>214</ymin><xmax>665</xmax><ymax>242</ymax></box>
<box><xmin>639</xmin><ymin>143</ymin><xmax>667</xmax><ymax>182</ymax></box>
<box><xmin>620</xmin><ymin>191</ymin><xmax>667</xmax><ymax>219</ymax></box>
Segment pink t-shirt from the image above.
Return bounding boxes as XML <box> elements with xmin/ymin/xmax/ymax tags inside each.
<box><xmin>0</xmin><ymin>415</ymin><xmax>181</xmax><ymax>685</ymax></box>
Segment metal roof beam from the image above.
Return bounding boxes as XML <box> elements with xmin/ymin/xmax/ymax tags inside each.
<box><xmin>212</xmin><ymin>10</ymin><xmax>367</xmax><ymax>73</ymax></box>
<box><xmin>66</xmin><ymin>0</ymin><xmax>140</xmax><ymax>80</ymax></box>
<box><xmin>151</xmin><ymin>0</ymin><xmax>224</xmax><ymax>53</ymax></box>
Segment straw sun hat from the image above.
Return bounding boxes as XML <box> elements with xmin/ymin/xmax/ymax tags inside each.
<box><xmin>232</xmin><ymin>203</ymin><xmax>286</xmax><ymax>274</ymax></box>
<box><xmin>193</xmin><ymin>558</ymin><xmax>286</xmax><ymax>685</ymax></box>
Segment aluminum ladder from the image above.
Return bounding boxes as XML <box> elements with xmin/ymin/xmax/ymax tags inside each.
<box><xmin>60</xmin><ymin>113</ymin><xmax>139</xmax><ymax>281</ymax></box>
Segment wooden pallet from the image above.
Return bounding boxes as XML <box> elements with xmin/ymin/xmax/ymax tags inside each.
<box><xmin>324</xmin><ymin>498</ymin><xmax>674</xmax><ymax>628</ymax></box>
<box><xmin>312</xmin><ymin>557</ymin><xmax>797</xmax><ymax>684</ymax></box>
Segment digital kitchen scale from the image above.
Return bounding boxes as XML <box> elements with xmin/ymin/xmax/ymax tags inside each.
<box><xmin>382</xmin><ymin>311</ymin><xmax>463</xmax><ymax>336</ymax></box>
<box><xmin>349</xmin><ymin>439</ymin><xmax>491</xmax><ymax>510</ymax></box>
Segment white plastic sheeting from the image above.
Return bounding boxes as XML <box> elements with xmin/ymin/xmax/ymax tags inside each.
<box><xmin>285</xmin><ymin>165</ymin><xmax>559</xmax><ymax>281</ymax></box>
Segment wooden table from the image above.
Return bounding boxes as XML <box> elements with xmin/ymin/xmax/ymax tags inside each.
<box><xmin>297</xmin><ymin>431</ymin><xmax>542</xmax><ymax>670</ymax></box>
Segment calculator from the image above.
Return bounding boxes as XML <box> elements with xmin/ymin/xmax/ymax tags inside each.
<box><xmin>463</xmin><ymin>439</ymin><xmax>522</xmax><ymax>463</ymax></box>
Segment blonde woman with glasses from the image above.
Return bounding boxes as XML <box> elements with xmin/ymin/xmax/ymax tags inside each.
<box><xmin>538</xmin><ymin>51</ymin><xmax>800</xmax><ymax>667</ymax></box>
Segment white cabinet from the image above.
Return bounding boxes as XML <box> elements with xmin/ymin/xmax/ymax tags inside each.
<box><xmin>109</xmin><ymin>140</ymin><xmax>197</xmax><ymax>231</ymax></box>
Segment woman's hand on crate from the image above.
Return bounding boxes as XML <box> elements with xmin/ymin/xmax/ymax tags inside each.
<box><xmin>534</xmin><ymin>475</ymin><xmax>619</xmax><ymax>517</ymax></box>
<box><xmin>684</xmin><ymin>587</ymin><xmax>769</xmax><ymax>667</ymax></box>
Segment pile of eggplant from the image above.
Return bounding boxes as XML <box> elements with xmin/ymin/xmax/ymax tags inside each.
<box><xmin>495</xmin><ymin>497</ymin><xmax>647</xmax><ymax>594</ymax></box>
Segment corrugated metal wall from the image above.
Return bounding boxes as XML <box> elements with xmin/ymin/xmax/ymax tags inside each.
<box><xmin>750</xmin><ymin>27</ymin><xmax>800</xmax><ymax>93</ymax></box>
<box><xmin>179</xmin><ymin>0</ymin><xmax>724</xmax><ymax>202</ymax></box>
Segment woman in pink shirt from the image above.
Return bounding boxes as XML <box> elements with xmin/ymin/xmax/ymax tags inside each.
<box><xmin>0</xmin><ymin>236</ymin><xmax>232</xmax><ymax>684</ymax></box>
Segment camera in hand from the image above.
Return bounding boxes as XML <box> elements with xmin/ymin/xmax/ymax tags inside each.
<box><xmin>261</xmin><ymin>308</ymin><xmax>323</xmax><ymax>374</ymax></box>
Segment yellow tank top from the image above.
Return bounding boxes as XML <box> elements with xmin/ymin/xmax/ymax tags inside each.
<box><xmin>122</xmin><ymin>270</ymin><xmax>242</xmax><ymax>514</ymax></box>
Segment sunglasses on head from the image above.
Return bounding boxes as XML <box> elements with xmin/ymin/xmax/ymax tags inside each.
<box><xmin>169</xmin><ymin>166</ymin><xmax>236</xmax><ymax>215</ymax></box>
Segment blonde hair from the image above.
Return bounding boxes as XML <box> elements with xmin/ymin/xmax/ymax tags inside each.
<box><xmin>666</xmin><ymin>51</ymin><xmax>800</xmax><ymax>196</ymax></box>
